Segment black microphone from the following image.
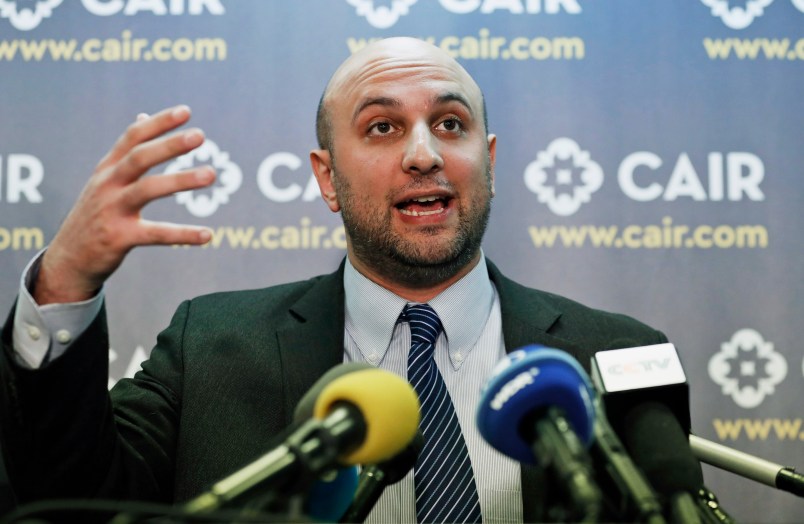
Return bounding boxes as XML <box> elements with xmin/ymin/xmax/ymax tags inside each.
<box><xmin>623</xmin><ymin>402</ymin><xmax>705</xmax><ymax>524</ymax></box>
<box><xmin>339</xmin><ymin>430</ymin><xmax>424</xmax><ymax>523</ymax></box>
<box><xmin>477</xmin><ymin>345</ymin><xmax>603</xmax><ymax>522</ymax></box>
<box><xmin>588</xmin><ymin>399</ymin><xmax>667</xmax><ymax>524</ymax></box>
<box><xmin>184</xmin><ymin>365</ymin><xmax>420</xmax><ymax>514</ymax></box>
<box><xmin>591</xmin><ymin>342</ymin><xmax>713</xmax><ymax>523</ymax></box>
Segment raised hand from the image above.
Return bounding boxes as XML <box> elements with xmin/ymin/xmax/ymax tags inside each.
<box><xmin>34</xmin><ymin>105</ymin><xmax>215</xmax><ymax>305</ymax></box>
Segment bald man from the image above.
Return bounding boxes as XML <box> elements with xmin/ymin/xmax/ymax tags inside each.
<box><xmin>1</xmin><ymin>38</ymin><xmax>668</xmax><ymax>522</ymax></box>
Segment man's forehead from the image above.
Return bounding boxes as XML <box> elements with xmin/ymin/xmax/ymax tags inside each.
<box><xmin>325</xmin><ymin>38</ymin><xmax>482</xmax><ymax>115</ymax></box>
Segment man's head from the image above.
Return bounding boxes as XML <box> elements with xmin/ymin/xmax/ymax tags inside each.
<box><xmin>310</xmin><ymin>37</ymin><xmax>496</xmax><ymax>299</ymax></box>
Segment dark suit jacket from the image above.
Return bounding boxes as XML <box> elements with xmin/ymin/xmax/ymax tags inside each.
<box><xmin>1</xmin><ymin>259</ymin><xmax>666</xmax><ymax>521</ymax></box>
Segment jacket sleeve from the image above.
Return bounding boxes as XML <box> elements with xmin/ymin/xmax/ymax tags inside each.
<box><xmin>0</xmin><ymin>298</ymin><xmax>191</xmax><ymax>504</ymax></box>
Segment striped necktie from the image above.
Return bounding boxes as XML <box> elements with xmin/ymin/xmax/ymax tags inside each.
<box><xmin>403</xmin><ymin>303</ymin><xmax>482</xmax><ymax>524</ymax></box>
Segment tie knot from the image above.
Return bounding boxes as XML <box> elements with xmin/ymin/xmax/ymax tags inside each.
<box><xmin>402</xmin><ymin>303</ymin><xmax>443</xmax><ymax>346</ymax></box>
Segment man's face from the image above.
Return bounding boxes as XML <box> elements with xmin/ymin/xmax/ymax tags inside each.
<box><xmin>312</xmin><ymin>39</ymin><xmax>496</xmax><ymax>289</ymax></box>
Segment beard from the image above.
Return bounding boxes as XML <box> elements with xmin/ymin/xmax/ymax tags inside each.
<box><xmin>332</xmin><ymin>161</ymin><xmax>493</xmax><ymax>289</ymax></box>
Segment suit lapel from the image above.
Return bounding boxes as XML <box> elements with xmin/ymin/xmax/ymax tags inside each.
<box><xmin>276</xmin><ymin>263</ymin><xmax>346</xmax><ymax>426</ymax></box>
<box><xmin>488</xmin><ymin>260</ymin><xmax>587</xmax><ymax>363</ymax></box>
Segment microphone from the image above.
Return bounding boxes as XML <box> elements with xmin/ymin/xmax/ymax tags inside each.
<box><xmin>477</xmin><ymin>345</ymin><xmax>603</xmax><ymax>522</ymax></box>
<box><xmin>293</xmin><ymin>362</ymin><xmax>374</xmax><ymax>421</ymax></box>
<box><xmin>689</xmin><ymin>435</ymin><xmax>804</xmax><ymax>497</ymax></box>
<box><xmin>591</xmin><ymin>343</ymin><xmax>709</xmax><ymax>523</ymax></box>
<box><xmin>623</xmin><ymin>402</ymin><xmax>705</xmax><ymax>524</ymax></box>
<box><xmin>184</xmin><ymin>365</ymin><xmax>420</xmax><ymax>514</ymax></box>
<box><xmin>304</xmin><ymin>466</ymin><xmax>359</xmax><ymax>522</ymax></box>
<box><xmin>588</xmin><ymin>399</ymin><xmax>667</xmax><ymax>524</ymax></box>
<box><xmin>339</xmin><ymin>430</ymin><xmax>424</xmax><ymax>523</ymax></box>
<box><xmin>591</xmin><ymin>342</ymin><xmax>690</xmax><ymax>436</ymax></box>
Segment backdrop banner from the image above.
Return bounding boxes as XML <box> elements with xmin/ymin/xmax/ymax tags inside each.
<box><xmin>1</xmin><ymin>1</ymin><xmax>801</xmax><ymax>521</ymax></box>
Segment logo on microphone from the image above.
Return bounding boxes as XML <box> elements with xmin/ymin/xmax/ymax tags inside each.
<box><xmin>0</xmin><ymin>0</ymin><xmax>63</xmax><ymax>30</ymax></box>
<box><xmin>523</xmin><ymin>138</ymin><xmax>603</xmax><ymax>216</ymax></box>
<box><xmin>165</xmin><ymin>138</ymin><xmax>242</xmax><ymax>218</ymax></box>
<box><xmin>345</xmin><ymin>0</ymin><xmax>417</xmax><ymax>28</ymax></box>
<box><xmin>699</xmin><ymin>0</ymin><xmax>774</xmax><ymax>30</ymax></box>
<box><xmin>708</xmin><ymin>329</ymin><xmax>787</xmax><ymax>408</ymax></box>
<box><xmin>490</xmin><ymin>367</ymin><xmax>539</xmax><ymax>410</ymax></box>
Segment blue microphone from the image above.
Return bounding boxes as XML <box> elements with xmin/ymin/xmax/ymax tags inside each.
<box><xmin>304</xmin><ymin>466</ymin><xmax>359</xmax><ymax>522</ymax></box>
<box><xmin>477</xmin><ymin>345</ymin><xmax>601</xmax><ymax>521</ymax></box>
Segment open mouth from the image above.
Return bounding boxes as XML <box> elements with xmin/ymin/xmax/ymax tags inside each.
<box><xmin>396</xmin><ymin>195</ymin><xmax>450</xmax><ymax>217</ymax></box>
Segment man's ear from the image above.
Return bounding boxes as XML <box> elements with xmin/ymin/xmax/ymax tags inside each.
<box><xmin>310</xmin><ymin>149</ymin><xmax>340</xmax><ymax>212</ymax></box>
<box><xmin>487</xmin><ymin>133</ymin><xmax>497</xmax><ymax>197</ymax></box>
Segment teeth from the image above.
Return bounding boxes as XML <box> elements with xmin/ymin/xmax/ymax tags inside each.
<box><xmin>399</xmin><ymin>207</ymin><xmax>445</xmax><ymax>217</ymax></box>
<box><xmin>412</xmin><ymin>196</ymin><xmax>439</xmax><ymax>203</ymax></box>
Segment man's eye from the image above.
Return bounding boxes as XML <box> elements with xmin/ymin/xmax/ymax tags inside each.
<box><xmin>369</xmin><ymin>122</ymin><xmax>393</xmax><ymax>135</ymax></box>
<box><xmin>438</xmin><ymin>118</ymin><xmax>463</xmax><ymax>132</ymax></box>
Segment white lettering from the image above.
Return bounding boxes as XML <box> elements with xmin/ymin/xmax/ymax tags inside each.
<box><xmin>619</xmin><ymin>151</ymin><xmax>765</xmax><ymax>202</ymax></box>
<box><xmin>1</xmin><ymin>154</ymin><xmax>44</xmax><ymax>203</ymax></box>
<box><xmin>189</xmin><ymin>0</ymin><xmax>224</xmax><ymax>15</ymax></box>
<box><xmin>481</xmin><ymin>0</ymin><xmax>524</xmax><ymax>14</ymax></box>
<box><xmin>82</xmin><ymin>0</ymin><xmax>223</xmax><ymax>16</ymax></box>
<box><xmin>618</xmin><ymin>151</ymin><xmax>663</xmax><ymax>201</ymax></box>
<box><xmin>257</xmin><ymin>152</ymin><xmax>303</xmax><ymax>203</ymax></box>
<box><xmin>490</xmin><ymin>369</ymin><xmax>538</xmax><ymax>410</ymax></box>
<box><xmin>124</xmin><ymin>0</ymin><xmax>167</xmax><ymax>15</ymax></box>
<box><xmin>708</xmin><ymin>152</ymin><xmax>724</xmax><ymax>201</ymax></box>
<box><xmin>440</xmin><ymin>0</ymin><xmax>580</xmax><ymax>14</ymax></box>
<box><xmin>727</xmin><ymin>152</ymin><xmax>765</xmax><ymax>201</ymax></box>
<box><xmin>664</xmin><ymin>153</ymin><xmax>707</xmax><ymax>201</ymax></box>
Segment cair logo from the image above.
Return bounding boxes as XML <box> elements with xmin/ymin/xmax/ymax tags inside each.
<box><xmin>700</xmin><ymin>0</ymin><xmax>804</xmax><ymax>30</ymax></box>
<box><xmin>708</xmin><ymin>329</ymin><xmax>787</xmax><ymax>408</ymax></box>
<box><xmin>0</xmin><ymin>0</ymin><xmax>63</xmax><ymax>31</ymax></box>
<box><xmin>523</xmin><ymin>138</ymin><xmax>602</xmax><ymax>217</ymax></box>
<box><xmin>346</xmin><ymin>0</ymin><xmax>583</xmax><ymax>29</ymax></box>
<box><xmin>0</xmin><ymin>0</ymin><xmax>224</xmax><ymax>31</ymax></box>
<box><xmin>523</xmin><ymin>138</ymin><xmax>765</xmax><ymax>216</ymax></box>
<box><xmin>165</xmin><ymin>138</ymin><xmax>242</xmax><ymax>218</ymax></box>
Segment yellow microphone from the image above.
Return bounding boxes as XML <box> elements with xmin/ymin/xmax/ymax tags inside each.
<box><xmin>185</xmin><ymin>364</ymin><xmax>419</xmax><ymax>514</ymax></box>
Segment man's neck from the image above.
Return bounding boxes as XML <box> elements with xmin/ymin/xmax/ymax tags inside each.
<box><xmin>346</xmin><ymin>250</ymin><xmax>482</xmax><ymax>303</ymax></box>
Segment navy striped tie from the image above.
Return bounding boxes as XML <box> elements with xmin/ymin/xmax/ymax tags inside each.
<box><xmin>403</xmin><ymin>304</ymin><xmax>482</xmax><ymax>524</ymax></box>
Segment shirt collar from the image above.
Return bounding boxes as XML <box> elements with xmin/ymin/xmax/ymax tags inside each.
<box><xmin>344</xmin><ymin>253</ymin><xmax>495</xmax><ymax>368</ymax></box>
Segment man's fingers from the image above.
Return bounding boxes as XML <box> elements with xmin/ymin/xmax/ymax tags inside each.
<box><xmin>122</xmin><ymin>166</ymin><xmax>215</xmax><ymax>210</ymax></box>
<box><xmin>138</xmin><ymin>220</ymin><xmax>212</xmax><ymax>246</ymax></box>
<box><xmin>113</xmin><ymin>127</ymin><xmax>205</xmax><ymax>184</ymax></box>
<box><xmin>97</xmin><ymin>105</ymin><xmax>192</xmax><ymax>170</ymax></box>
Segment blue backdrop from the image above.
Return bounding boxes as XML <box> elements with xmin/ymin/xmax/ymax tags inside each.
<box><xmin>1</xmin><ymin>1</ymin><xmax>801</xmax><ymax>521</ymax></box>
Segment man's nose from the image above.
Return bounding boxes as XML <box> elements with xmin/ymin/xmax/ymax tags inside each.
<box><xmin>401</xmin><ymin>123</ymin><xmax>443</xmax><ymax>175</ymax></box>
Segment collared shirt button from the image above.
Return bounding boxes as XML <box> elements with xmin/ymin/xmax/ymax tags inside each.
<box><xmin>27</xmin><ymin>325</ymin><xmax>41</xmax><ymax>341</ymax></box>
<box><xmin>55</xmin><ymin>329</ymin><xmax>72</xmax><ymax>344</ymax></box>
<box><xmin>368</xmin><ymin>353</ymin><xmax>379</xmax><ymax>364</ymax></box>
<box><xmin>454</xmin><ymin>352</ymin><xmax>464</xmax><ymax>362</ymax></box>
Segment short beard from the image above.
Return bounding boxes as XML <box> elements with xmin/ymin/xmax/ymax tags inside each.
<box><xmin>332</xmin><ymin>159</ymin><xmax>492</xmax><ymax>289</ymax></box>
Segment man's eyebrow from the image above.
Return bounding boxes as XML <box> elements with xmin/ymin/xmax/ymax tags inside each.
<box><xmin>434</xmin><ymin>92</ymin><xmax>474</xmax><ymax>117</ymax></box>
<box><xmin>352</xmin><ymin>96</ymin><xmax>402</xmax><ymax>123</ymax></box>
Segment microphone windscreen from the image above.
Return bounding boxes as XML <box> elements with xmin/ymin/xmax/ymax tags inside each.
<box><xmin>477</xmin><ymin>345</ymin><xmax>596</xmax><ymax>464</ymax></box>
<box><xmin>294</xmin><ymin>362</ymin><xmax>374</xmax><ymax>422</ymax></box>
<box><xmin>314</xmin><ymin>368</ymin><xmax>420</xmax><ymax>464</ymax></box>
<box><xmin>304</xmin><ymin>466</ymin><xmax>359</xmax><ymax>522</ymax></box>
<box><xmin>622</xmin><ymin>401</ymin><xmax>704</xmax><ymax>496</ymax></box>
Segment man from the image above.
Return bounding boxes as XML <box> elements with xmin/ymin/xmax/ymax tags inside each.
<box><xmin>1</xmin><ymin>38</ymin><xmax>669</xmax><ymax>522</ymax></box>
